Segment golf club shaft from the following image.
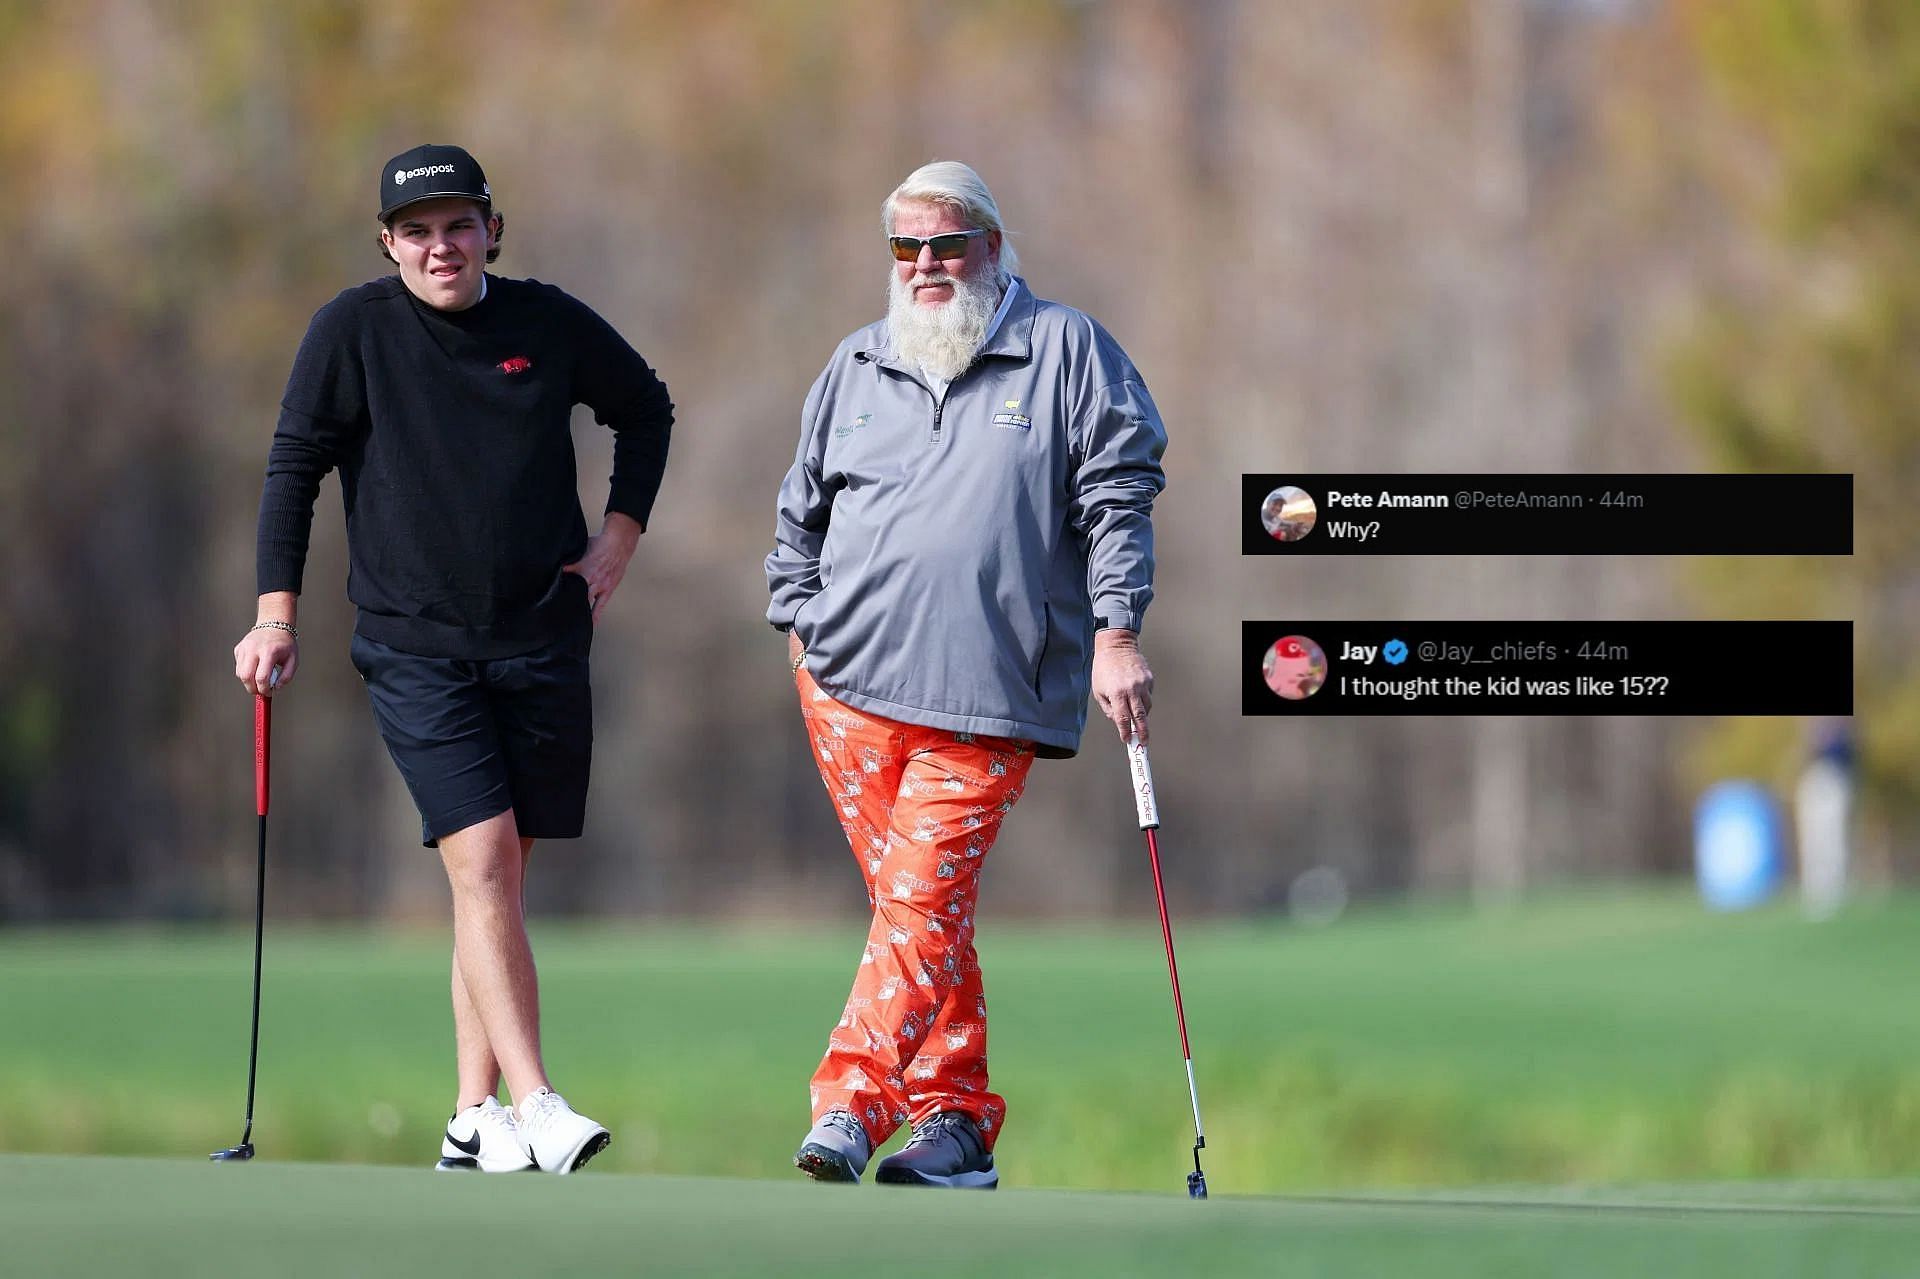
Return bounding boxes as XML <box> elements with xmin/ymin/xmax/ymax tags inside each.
<box><xmin>1127</xmin><ymin>740</ymin><xmax>1208</xmax><ymax>1153</ymax></box>
<box><xmin>1146</xmin><ymin>826</ymin><xmax>1204</xmax><ymax>1145</ymax></box>
<box><xmin>241</xmin><ymin>812</ymin><xmax>264</xmax><ymax>1145</ymax></box>
<box><xmin>242</xmin><ymin>693</ymin><xmax>271</xmax><ymax>1146</ymax></box>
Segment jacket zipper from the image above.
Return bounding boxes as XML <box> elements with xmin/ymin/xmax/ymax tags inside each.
<box><xmin>931</xmin><ymin>395</ymin><xmax>944</xmax><ymax>444</ymax></box>
<box><xmin>1031</xmin><ymin>608</ymin><xmax>1052</xmax><ymax>696</ymax></box>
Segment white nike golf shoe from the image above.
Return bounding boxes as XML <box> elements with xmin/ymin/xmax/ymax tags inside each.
<box><xmin>515</xmin><ymin>1087</ymin><xmax>610</xmax><ymax>1174</ymax></box>
<box><xmin>436</xmin><ymin>1096</ymin><xmax>536</xmax><ymax>1173</ymax></box>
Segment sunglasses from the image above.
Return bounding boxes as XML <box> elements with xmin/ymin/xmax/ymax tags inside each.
<box><xmin>888</xmin><ymin>229</ymin><xmax>988</xmax><ymax>262</ymax></box>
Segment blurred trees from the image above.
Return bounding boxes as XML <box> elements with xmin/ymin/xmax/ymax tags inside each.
<box><xmin>0</xmin><ymin>1</ymin><xmax>1903</xmax><ymax>921</ymax></box>
<box><xmin>1670</xmin><ymin>0</ymin><xmax>1920</xmax><ymax>835</ymax></box>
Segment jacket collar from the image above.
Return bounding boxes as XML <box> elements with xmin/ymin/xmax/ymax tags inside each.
<box><xmin>860</xmin><ymin>275</ymin><xmax>1036</xmax><ymax>375</ymax></box>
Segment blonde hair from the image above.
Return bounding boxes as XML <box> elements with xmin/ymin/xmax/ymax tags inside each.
<box><xmin>883</xmin><ymin>161</ymin><xmax>1019</xmax><ymax>280</ymax></box>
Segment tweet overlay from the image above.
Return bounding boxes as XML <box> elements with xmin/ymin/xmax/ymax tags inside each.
<box><xmin>1243</xmin><ymin>621</ymin><xmax>1851</xmax><ymax>715</ymax></box>
<box><xmin>1242</xmin><ymin>474</ymin><xmax>1852</xmax><ymax>555</ymax></box>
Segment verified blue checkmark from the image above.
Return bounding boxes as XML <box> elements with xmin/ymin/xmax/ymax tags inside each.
<box><xmin>1383</xmin><ymin>639</ymin><xmax>1408</xmax><ymax>665</ymax></box>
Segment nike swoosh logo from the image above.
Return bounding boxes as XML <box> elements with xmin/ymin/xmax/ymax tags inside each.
<box><xmin>445</xmin><ymin>1129</ymin><xmax>482</xmax><ymax>1157</ymax></box>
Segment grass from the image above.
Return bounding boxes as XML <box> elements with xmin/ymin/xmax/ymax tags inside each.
<box><xmin>4</xmin><ymin>1155</ymin><xmax>1918</xmax><ymax>1278</ymax></box>
<box><xmin>5</xmin><ymin>888</ymin><xmax>1920</xmax><ymax>1194</ymax></box>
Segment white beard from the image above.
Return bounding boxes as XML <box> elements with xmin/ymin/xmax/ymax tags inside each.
<box><xmin>886</xmin><ymin>267</ymin><xmax>1003</xmax><ymax>383</ymax></box>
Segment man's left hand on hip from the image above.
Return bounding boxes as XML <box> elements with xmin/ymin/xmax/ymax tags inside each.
<box><xmin>563</xmin><ymin>511</ymin><xmax>643</xmax><ymax>623</ymax></box>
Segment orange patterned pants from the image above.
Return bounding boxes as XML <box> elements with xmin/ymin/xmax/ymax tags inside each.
<box><xmin>797</xmin><ymin>667</ymin><xmax>1036</xmax><ymax>1152</ymax></box>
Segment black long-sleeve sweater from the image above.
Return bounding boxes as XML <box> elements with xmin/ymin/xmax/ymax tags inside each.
<box><xmin>256</xmin><ymin>274</ymin><xmax>673</xmax><ymax>658</ymax></box>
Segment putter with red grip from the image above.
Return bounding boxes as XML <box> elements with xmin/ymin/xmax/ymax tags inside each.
<box><xmin>212</xmin><ymin>683</ymin><xmax>273</xmax><ymax>1162</ymax></box>
<box><xmin>1126</xmin><ymin>738</ymin><xmax>1209</xmax><ymax>1199</ymax></box>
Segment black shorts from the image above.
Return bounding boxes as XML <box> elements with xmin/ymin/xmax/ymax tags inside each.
<box><xmin>350</xmin><ymin>629</ymin><xmax>593</xmax><ymax>847</ymax></box>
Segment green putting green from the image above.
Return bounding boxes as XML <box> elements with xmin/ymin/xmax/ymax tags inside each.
<box><xmin>4</xmin><ymin>889</ymin><xmax>1919</xmax><ymax>1193</ymax></box>
<box><xmin>4</xmin><ymin>1155</ymin><xmax>1917</xmax><ymax>1278</ymax></box>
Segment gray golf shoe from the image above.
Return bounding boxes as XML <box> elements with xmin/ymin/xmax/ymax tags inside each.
<box><xmin>874</xmin><ymin>1112</ymin><xmax>998</xmax><ymax>1189</ymax></box>
<box><xmin>794</xmin><ymin>1109</ymin><xmax>872</xmax><ymax>1183</ymax></box>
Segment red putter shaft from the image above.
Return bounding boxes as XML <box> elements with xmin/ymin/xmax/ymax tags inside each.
<box><xmin>1145</xmin><ymin>828</ymin><xmax>1193</xmax><ymax>1062</ymax></box>
<box><xmin>255</xmin><ymin>692</ymin><xmax>271</xmax><ymax>817</ymax></box>
<box><xmin>216</xmin><ymin>676</ymin><xmax>275</xmax><ymax>1161</ymax></box>
<box><xmin>1125</xmin><ymin>738</ymin><xmax>1210</xmax><ymax>1198</ymax></box>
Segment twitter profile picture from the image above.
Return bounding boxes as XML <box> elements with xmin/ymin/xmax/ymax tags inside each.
<box><xmin>1263</xmin><ymin>635</ymin><xmax>1329</xmax><ymax>700</ymax></box>
<box><xmin>1260</xmin><ymin>485</ymin><xmax>1318</xmax><ymax>542</ymax></box>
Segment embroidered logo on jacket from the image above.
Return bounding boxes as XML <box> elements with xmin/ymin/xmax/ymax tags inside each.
<box><xmin>497</xmin><ymin>356</ymin><xmax>533</xmax><ymax>374</ymax></box>
<box><xmin>835</xmin><ymin>413</ymin><xmax>873</xmax><ymax>439</ymax></box>
<box><xmin>992</xmin><ymin>412</ymin><xmax>1032</xmax><ymax>431</ymax></box>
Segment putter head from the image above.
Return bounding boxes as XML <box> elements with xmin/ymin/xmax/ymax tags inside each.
<box><xmin>1187</xmin><ymin>1169</ymin><xmax>1208</xmax><ymax>1199</ymax></box>
<box><xmin>209</xmin><ymin>1143</ymin><xmax>255</xmax><ymax>1162</ymax></box>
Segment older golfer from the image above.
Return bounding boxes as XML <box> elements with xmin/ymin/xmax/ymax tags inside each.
<box><xmin>233</xmin><ymin>143</ymin><xmax>672</xmax><ymax>1175</ymax></box>
<box><xmin>767</xmin><ymin>160</ymin><xmax>1166</xmax><ymax>1187</ymax></box>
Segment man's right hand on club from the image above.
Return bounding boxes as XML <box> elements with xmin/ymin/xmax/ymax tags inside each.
<box><xmin>1092</xmin><ymin>628</ymin><xmax>1153</xmax><ymax>745</ymax></box>
<box><xmin>234</xmin><ymin>592</ymin><xmax>300</xmax><ymax>696</ymax></box>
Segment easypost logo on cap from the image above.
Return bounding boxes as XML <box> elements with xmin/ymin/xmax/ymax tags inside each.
<box><xmin>395</xmin><ymin>163</ymin><xmax>459</xmax><ymax>185</ymax></box>
<box><xmin>379</xmin><ymin>144</ymin><xmax>489</xmax><ymax>218</ymax></box>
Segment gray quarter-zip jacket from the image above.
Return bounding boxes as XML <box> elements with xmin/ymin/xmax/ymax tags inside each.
<box><xmin>766</xmin><ymin>277</ymin><xmax>1166</xmax><ymax>758</ymax></box>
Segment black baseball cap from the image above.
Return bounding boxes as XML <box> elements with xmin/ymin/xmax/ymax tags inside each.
<box><xmin>378</xmin><ymin>144</ymin><xmax>491</xmax><ymax>221</ymax></box>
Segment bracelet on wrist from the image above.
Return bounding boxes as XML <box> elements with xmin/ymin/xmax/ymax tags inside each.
<box><xmin>790</xmin><ymin>651</ymin><xmax>806</xmax><ymax>674</ymax></box>
<box><xmin>252</xmin><ymin>620</ymin><xmax>299</xmax><ymax>639</ymax></box>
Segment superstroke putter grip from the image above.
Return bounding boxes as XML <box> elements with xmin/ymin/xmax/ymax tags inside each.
<box><xmin>254</xmin><ymin>694</ymin><xmax>271</xmax><ymax>817</ymax></box>
<box><xmin>1126</xmin><ymin>739</ymin><xmax>1160</xmax><ymax>830</ymax></box>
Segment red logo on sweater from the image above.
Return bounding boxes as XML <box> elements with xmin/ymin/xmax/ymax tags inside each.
<box><xmin>498</xmin><ymin>356</ymin><xmax>533</xmax><ymax>374</ymax></box>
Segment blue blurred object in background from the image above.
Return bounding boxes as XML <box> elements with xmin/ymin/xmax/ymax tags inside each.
<box><xmin>1694</xmin><ymin>781</ymin><xmax>1785</xmax><ymax>911</ymax></box>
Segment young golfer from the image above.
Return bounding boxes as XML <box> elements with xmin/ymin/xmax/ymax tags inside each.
<box><xmin>233</xmin><ymin>143</ymin><xmax>673</xmax><ymax>1173</ymax></box>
